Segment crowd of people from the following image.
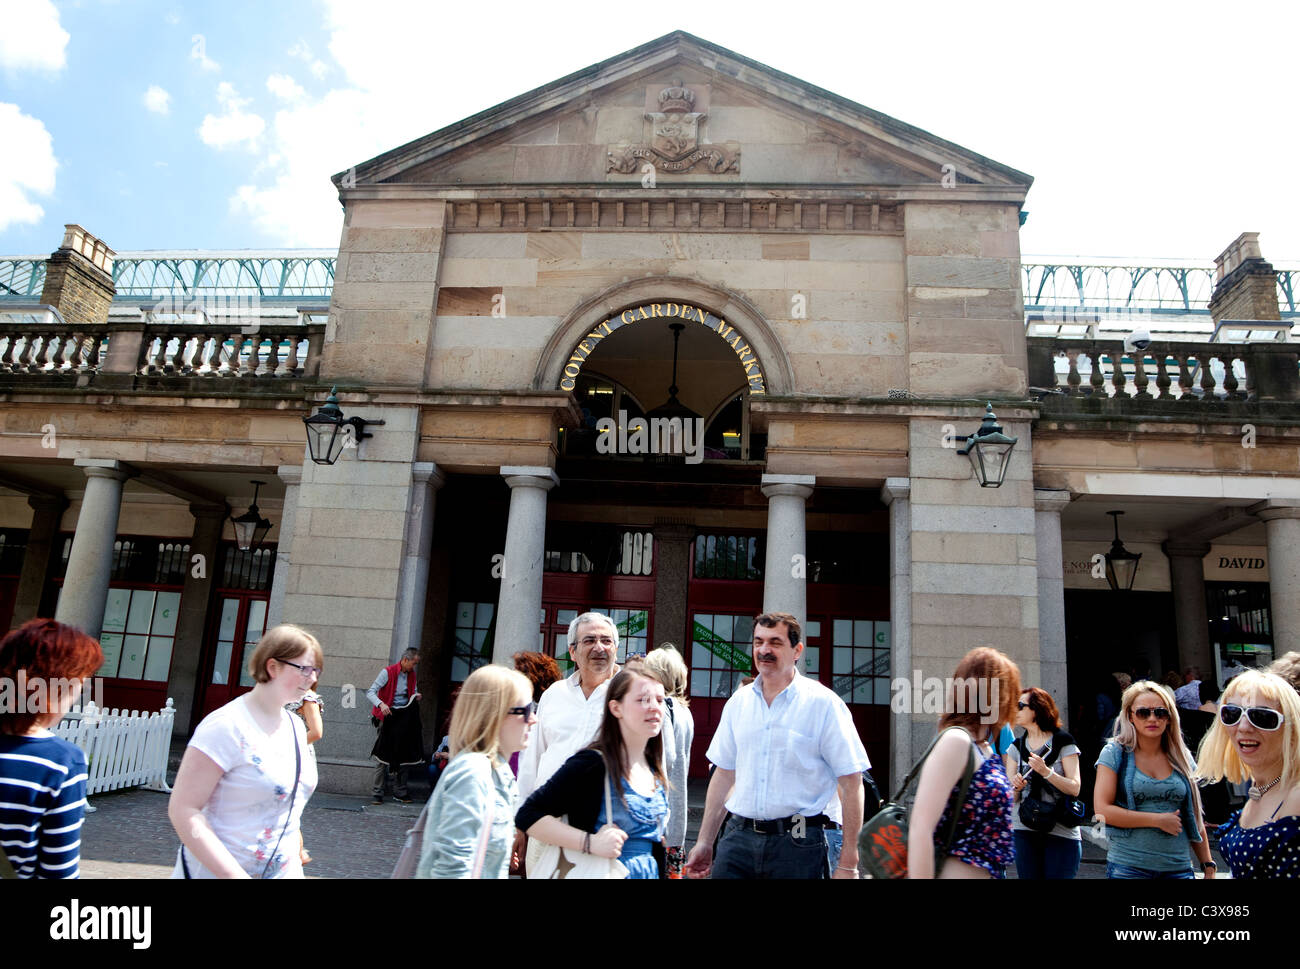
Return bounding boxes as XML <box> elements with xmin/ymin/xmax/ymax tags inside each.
<box><xmin>3</xmin><ymin>611</ymin><xmax>1299</xmax><ymax>880</ymax></box>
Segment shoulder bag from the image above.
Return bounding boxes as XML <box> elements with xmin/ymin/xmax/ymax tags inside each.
<box><xmin>527</xmin><ymin>767</ymin><xmax>629</xmax><ymax>880</ymax></box>
<box><xmin>857</xmin><ymin>727</ymin><xmax>977</xmax><ymax>879</ymax></box>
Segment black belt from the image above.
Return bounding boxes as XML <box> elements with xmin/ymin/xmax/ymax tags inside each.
<box><xmin>731</xmin><ymin>813</ymin><xmax>833</xmax><ymax>834</ymax></box>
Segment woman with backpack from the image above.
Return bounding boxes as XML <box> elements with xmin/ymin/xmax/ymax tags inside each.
<box><xmin>907</xmin><ymin>647</ymin><xmax>1020</xmax><ymax>879</ymax></box>
<box><xmin>1093</xmin><ymin>680</ymin><xmax>1215</xmax><ymax>879</ymax></box>
<box><xmin>1006</xmin><ymin>687</ymin><xmax>1083</xmax><ymax>878</ymax></box>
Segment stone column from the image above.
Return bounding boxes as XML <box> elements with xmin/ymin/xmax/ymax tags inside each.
<box><xmin>1034</xmin><ymin>490</ymin><xmax>1071</xmax><ymax>709</ymax></box>
<box><xmin>391</xmin><ymin>463</ymin><xmax>445</xmax><ymax>662</ymax></box>
<box><xmin>1250</xmin><ymin>500</ymin><xmax>1300</xmax><ymax>653</ymax></box>
<box><xmin>652</xmin><ymin>520</ymin><xmax>695</xmax><ymax>652</ymax></box>
<box><xmin>882</xmin><ymin>478</ymin><xmax>912</xmax><ymax>796</ymax></box>
<box><xmin>760</xmin><ymin>474</ymin><xmax>814</xmax><ymax>627</ymax></box>
<box><xmin>10</xmin><ymin>494</ymin><xmax>68</xmax><ymax>629</ymax></box>
<box><xmin>168</xmin><ymin>504</ymin><xmax>226</xmax><ymax>733</ymax></box>
<box><xmin>266</xmin><ymin>465</ymin><xmax>303</xmax><ymax>627</ymax></box>
<box><xmin>55</xmin><ymin>460</ymin><xmax>132</xmax><ymax>637</ymax></box>
<box><xmin>1163</xmin><ymin>539</ymin><xmax>1214</xmax><ymax>677</ymax></box>
<box><xmin>493</xmin><ymin>467</ymin><xmax>558</xmax><ymax>665</ymax></box>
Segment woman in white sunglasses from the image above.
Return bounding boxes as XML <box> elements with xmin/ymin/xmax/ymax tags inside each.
<box><xmin>1093</xmin><ymin>680</ymin><xmax>1214</xmax><ymax>879</ymax></box>
<box><xmin>1194</xmin><ymin>670</ymin><xmax>1300</xmax><ymax>879</ymax></box>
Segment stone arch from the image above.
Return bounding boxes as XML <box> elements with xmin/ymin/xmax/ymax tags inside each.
<box><xmin>532</xmin><ymin>276</ymin><xmax>795</xmax><ymax>396</ymax></box>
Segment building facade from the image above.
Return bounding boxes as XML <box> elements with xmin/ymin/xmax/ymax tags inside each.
<box><xmin>2</xmin><ymin>32</ymin><xmax>1298</xmax><ymax>793</ymax></box>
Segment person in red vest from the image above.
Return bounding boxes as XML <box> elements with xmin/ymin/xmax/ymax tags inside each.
<box><xmin>366</xmin><ymin>648</ymin><xmax>422</xmax><ymax>804</ymax></box>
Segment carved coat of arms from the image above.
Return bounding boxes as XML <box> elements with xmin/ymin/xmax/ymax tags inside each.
<box><xmin>607</xmin><ymin>82</ymin><xmax>740</xmax><ymax>175</ymax></box>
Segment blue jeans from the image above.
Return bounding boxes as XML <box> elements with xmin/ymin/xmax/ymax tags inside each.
<box><xmin>1013</xmin><ymin>830</ymin><xmax>1081</xmax><ymax>880</ymax></box>
<box><xmin>826</xmin><ymin>828</ymin><xmax>843</xmax><ymax>872</ymax></box>
<box><xmin>713</xmin><ymin>817</ymin><xmax>828</xmax><ymax>879</ymax></box>
<box><xmin>1106</xmin><ymin>861</ymin><xmax>1195</xmax><ymax>879</ymax></box>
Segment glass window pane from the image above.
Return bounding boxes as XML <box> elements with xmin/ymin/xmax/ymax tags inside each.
<box><xmin>118</xmin><ymin>634</ymin><xmax>149</xmax><ymax>680</ymax></box>
<box><xmin>833</xmin><ymin>647</ymin><xmax>851</xmax><ymax>674</ymax></box>
<box><xmin>475</xmin><ymin>602</ymin><xmax>493</xmax><ymax>627</ymax></box>
<box><xmin>455</xmin><ymin>602</ymin><xmax>475</xmax><ymax>626</ymax></box>
<box><xmin>557</xmin><ymin>609</ymin><xmax>578</xmax><ymax>626</ymax></box>
<box><xmin>805</xmin><ymin>620</ymin><xmax>821</xmax><ymax>640</ymax></box>
<box><xmin>237</xmin><ymin>640</ymin><xmax>257</xmax><ymax>688</ymax></box>
<box><xmin>126</xmin><ymin>592</ymin><xmax>155</xmax><ymax>634</ymax></box>
<box><xmin>691</xmin><ymin>670</ymin><xmax>710</xmax><ymax>698</ymax></box>
<box><xmin>98</xmin><ymin>633</ymin><xmax>123</xmax><ymax>678</ymax></box>
<box><xmin>143</xmin><ymin>636</ymin><xmax>173</xmax><ymax>681</ymax></box>
<box><xmin>854</xmin><ymin>620</ymin><xmax>871</xmax><ymax>646</ymax></box>
<box><xmin>874</xmin><ymin>621</ymin><xmax>890</xmax><ymax>649</ymax></box>
<box><xmin>833</xmin><ymin>619</ymin><xmax>852</xmax><ymax>646</ymax></box>
<box><xmin>874</xmin><ymin>679</ymin><xmax>892</xmax><ymax>705</ymax></box>
<box><xmin>804</xmin><ymin>645</ymin><xmax>819</xmax><ymax>675</ymax></box>
<box><xmin>151</xmin><ymin>592</ymin><xmax>181</xmax><ymax>637</ymax></box>
<box><xmin>692</xmin><ymin>640</ymin><xmax>711</xmax><ymax>669</ymax></box>
<box><xmin>245</xmin><ymin>600</ymin><xmax>268</xmax><ymax>641</ymax></box>
<box><xmin>102</xmin><ymin>589</ymin><xmax>131</xmax><ymax>637</ymax></box>
<box><xmin>874</xmin><ymin>649</ymin><xmax>891</xmax><ymax>677</ymax></box>
<box><xmin>451</xmin><ymin>657</ymin><xmax>469</xmax><ymax>681</ymax></box>
<box><xmin>210</xmin><ymin>640</ymin><xmax>233</xmax><ymax>685</ymax></box>
<box><xmin>853</xmin><ymin>680</ymin><xmax>873</xmax><ymax>704</ymax></box>
<box><xmin>834</xmin><ymin>676</ymin><xmax>853</xmax><ymax>701</ymax></box>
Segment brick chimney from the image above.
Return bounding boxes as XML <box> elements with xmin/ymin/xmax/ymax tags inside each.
<box><xmin>38</xmin><ymin>224</ymin><xmax>116</xmax><ymax>325</ymax></box>
<box><xmin>1208</xmin><ymin>232</ymin><xmax>1281</xmax><ymax>325</ymax></box>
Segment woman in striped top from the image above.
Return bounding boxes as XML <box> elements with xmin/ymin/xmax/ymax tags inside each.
<box><xmin>0</xmin><ymin>619</ymin><xmax>102</xmax><ymax>879</ymax></box>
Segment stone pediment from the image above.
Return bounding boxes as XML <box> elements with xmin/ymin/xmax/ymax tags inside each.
<box><xmin>337</xmin><ymin>31</ymin><xmax>1031</xmax><ymax>193</ymax></box>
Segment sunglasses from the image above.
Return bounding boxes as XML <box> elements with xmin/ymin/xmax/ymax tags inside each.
<box><xmin>1017</xmin><ymin>701</ymin><xmax>1031</xmax><ymax>710</ymax></box>
<box><xmin>1133</xmin><ymin>707</ymin><xmax>1170</xmax><ymax>721</ymax></box>
<box><xmin>507</xmin><ymin>701</ymin><xmax>538</xmax><ymax>719</ymax></box>
<box><xmin>1219</xmin><ymin>704</ymin><xmax>1284</xmax><ymax>732</ymax></box>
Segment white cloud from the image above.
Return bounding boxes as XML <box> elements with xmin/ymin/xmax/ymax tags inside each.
<box><xmin>266</xmin><ymin>74</ymin><xmax>305</xmax><ymax>102</ymax></box>
<box><xmin>309</xmin><ymin>60</ymin><xmax>329</xmax><ymax>80</ymax></box>
<box><xmin>0</xmin><ymin>102</ymin><xmax>58</xmax><ymax>232</ymax></box>
<box><xmin>0</xmin><ymin>0</ymin><xmax>68</xmax><ymax>73</ymax></box>
<box><xmin>143</xmin><ymin>85</ymin><xmax>172</xmax><ymax>115</ymax></box>
<box><xmin>190</xmin><ymin>33</ymin><xmax>220</xmax><ymax>72</ymax></box>
<box><xmin>199</xmin><ymin>82</ymin><xmax>265</xmax><ymax>150</ymax></box>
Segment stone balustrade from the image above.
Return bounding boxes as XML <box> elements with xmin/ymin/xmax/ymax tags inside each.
<box><xmin>0</xmin><ymin>316</ymin><xmax>324</xmax><ymax>384</ymax></box>
<box><xmin>1027</xmin><ymin>338</ymin><xmax>1300</xmax><ymax>406</ymax></box>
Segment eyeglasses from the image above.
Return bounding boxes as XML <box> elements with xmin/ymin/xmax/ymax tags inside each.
<box><xmin>1219</xmin><ymin>704</ymin><xmax>1284</xmax><ymax>731</ymax></box>
<box><xmin>1133</xmin><ymin>707</ymin><xmax>1170</xmax><ymax>721</ymax></box>
<box><xmin>1017</xmin><ymin>701</ymin><xmax>1031</xmax><ymax>710</ymax></box>
<box><xmin>277</xmin><ymin>658</ymin><xmax>321</xmax><ymax>680</ymax></box>
<box><xmin>507</xmin><ymin>701</ymin><xmax>538</xmax><ymax>719</ymax></box>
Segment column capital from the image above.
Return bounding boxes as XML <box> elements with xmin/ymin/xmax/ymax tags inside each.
<box><xmin>1250</xmin><ymin>499</ymin><xmax>1300</xmax><ymax>522</ymax></box>
<box><xmin>73</xmin><ymin>458</ymin><xmax>134</xmax><ymax>482</ymax></box>
<box><xmin>277</xmin><ymin>464</ymin><xmax>303</xmax><ymax>488</ymax></box>
<box><xmin>1033</xmin><ymin>489</ymin><xmax>1072</xmax><ymax>515</ymax></box>
<box><xmin>761</xmin><ymin>473</ymin><xmax>814</xmax><ymax>500</ymax></box>
<box><xmin>412</xmin><ymin>462</ymin><xmax>447</xmax><ymax>490</ymax></box>
<box><xmin>27</xmin><ymin>493</ymin><xmax>68</xmax><ymax>513</ymax></box>
<box><xmin>1163</xmin><ymin>539</ymin><xmax>1212</xmax><ymax>558</ymax></box>
<box><xmin>501</xmin><ymin>466</ymin><xmax>559</xmax><ymax>491</ymax></box>
<box><xmin>188</xmin><ymin>502</ymin><xmax>228</xmax><ymax>521</ymax></box>
<box><xmin>881</xmin><ymin>477</ymin><xmax>911</xmax><ymax>506</ymax></box>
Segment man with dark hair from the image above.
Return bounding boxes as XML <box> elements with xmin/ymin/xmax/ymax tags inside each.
<box><xmin>366</xmin><ymin>647</ymin><xmax>422</xmax><ymax>805</ymax></box>
<box><xmin>684</xmin><ymin>611</ymin><xmax>870</xmax><ymax>879</ymax></box>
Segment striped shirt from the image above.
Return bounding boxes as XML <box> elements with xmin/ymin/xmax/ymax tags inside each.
<box><xmin>0</xmin><ymin>732</ymin><xmax>88</xmax><ymax>878</ymax></box>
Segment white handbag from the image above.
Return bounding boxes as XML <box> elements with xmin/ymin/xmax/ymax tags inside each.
<box><xmin>526</xmin><ymin>769</ymin><xmax>628</xmax><ymax>880</ymax></box>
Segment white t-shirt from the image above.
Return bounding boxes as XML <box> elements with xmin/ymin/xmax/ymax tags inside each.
<box><xmin>175</xmin><ymin>695</ymin><xmax>318</xmax><ymax>878</ymax></box>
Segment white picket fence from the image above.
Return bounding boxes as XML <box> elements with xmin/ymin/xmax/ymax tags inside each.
<box><xmin>54</xmin><ymin>698</ymin><xmax>175</xmax><ymax>800</ymax></box>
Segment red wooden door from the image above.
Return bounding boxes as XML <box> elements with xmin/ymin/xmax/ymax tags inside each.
<box><xmin>196</xmin><ymin>593</ymin><xmax>269</xmax><ymax>721</ymax></box>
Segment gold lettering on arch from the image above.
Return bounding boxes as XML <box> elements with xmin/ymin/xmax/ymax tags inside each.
<box><xmin>557</xmin><ymin>300</ymin><xmax>767</xmax><ymax>395</ymax></box>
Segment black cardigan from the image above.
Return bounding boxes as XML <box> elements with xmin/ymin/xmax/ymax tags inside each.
<box><xmin>515</xmin><ymin>748</ymin><xmax>666</xmax><ymax>877</ymax></box>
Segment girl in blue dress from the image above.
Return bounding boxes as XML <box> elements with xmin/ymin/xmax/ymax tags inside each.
<box><xmin>516</xmin><ymin>661</ymin><xmax>670</xmax><ymax>878</ymax></box>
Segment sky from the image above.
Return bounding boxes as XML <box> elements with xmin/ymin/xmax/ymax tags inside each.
<box><xmin>1</xmin><ymin>0</ymin><xmax>1297</xmax><ymax>264</ymax></box>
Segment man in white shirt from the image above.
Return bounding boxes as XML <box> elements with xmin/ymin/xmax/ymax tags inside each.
<box><xmin>684</xmin><ymin>611</ymin><xmax>870</xmax><ymax>879</ymax></box>
<box><xmin>518</xmin><ymin>612</ymin><xmax>621</xmax><ymax>798</ymax></box>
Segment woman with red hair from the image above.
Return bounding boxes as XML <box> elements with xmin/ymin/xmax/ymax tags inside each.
<box><xmin>0</xmin><ymin>619</ymin><xmax>103</xmax><ymax>879</ymax></box>
<box><xmin>906</xmin><ymin>646</ymin><xmax>1020</xmax><ymax>879</ymax></box>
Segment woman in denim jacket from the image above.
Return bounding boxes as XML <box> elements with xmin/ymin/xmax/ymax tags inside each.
<box><xmin>1094</xmin><ymin>680</ymin><xmax>1215</xmax><ymax>879</ymax></box>
<box><xmin>416</xmin><ymin>665</ymin><xmax>535</xmax><ymax>878</ymax></box>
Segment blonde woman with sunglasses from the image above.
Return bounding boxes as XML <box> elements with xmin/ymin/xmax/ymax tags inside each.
<box><xmin>1093</xmin><ymin>681</ymin><xmax>1214</xmax><ymax>879</ymax></box>
<box><xmin>1194</xmin><ymin>670</ymin><xmax>1300</xmax><ymax>878</ymax></box>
